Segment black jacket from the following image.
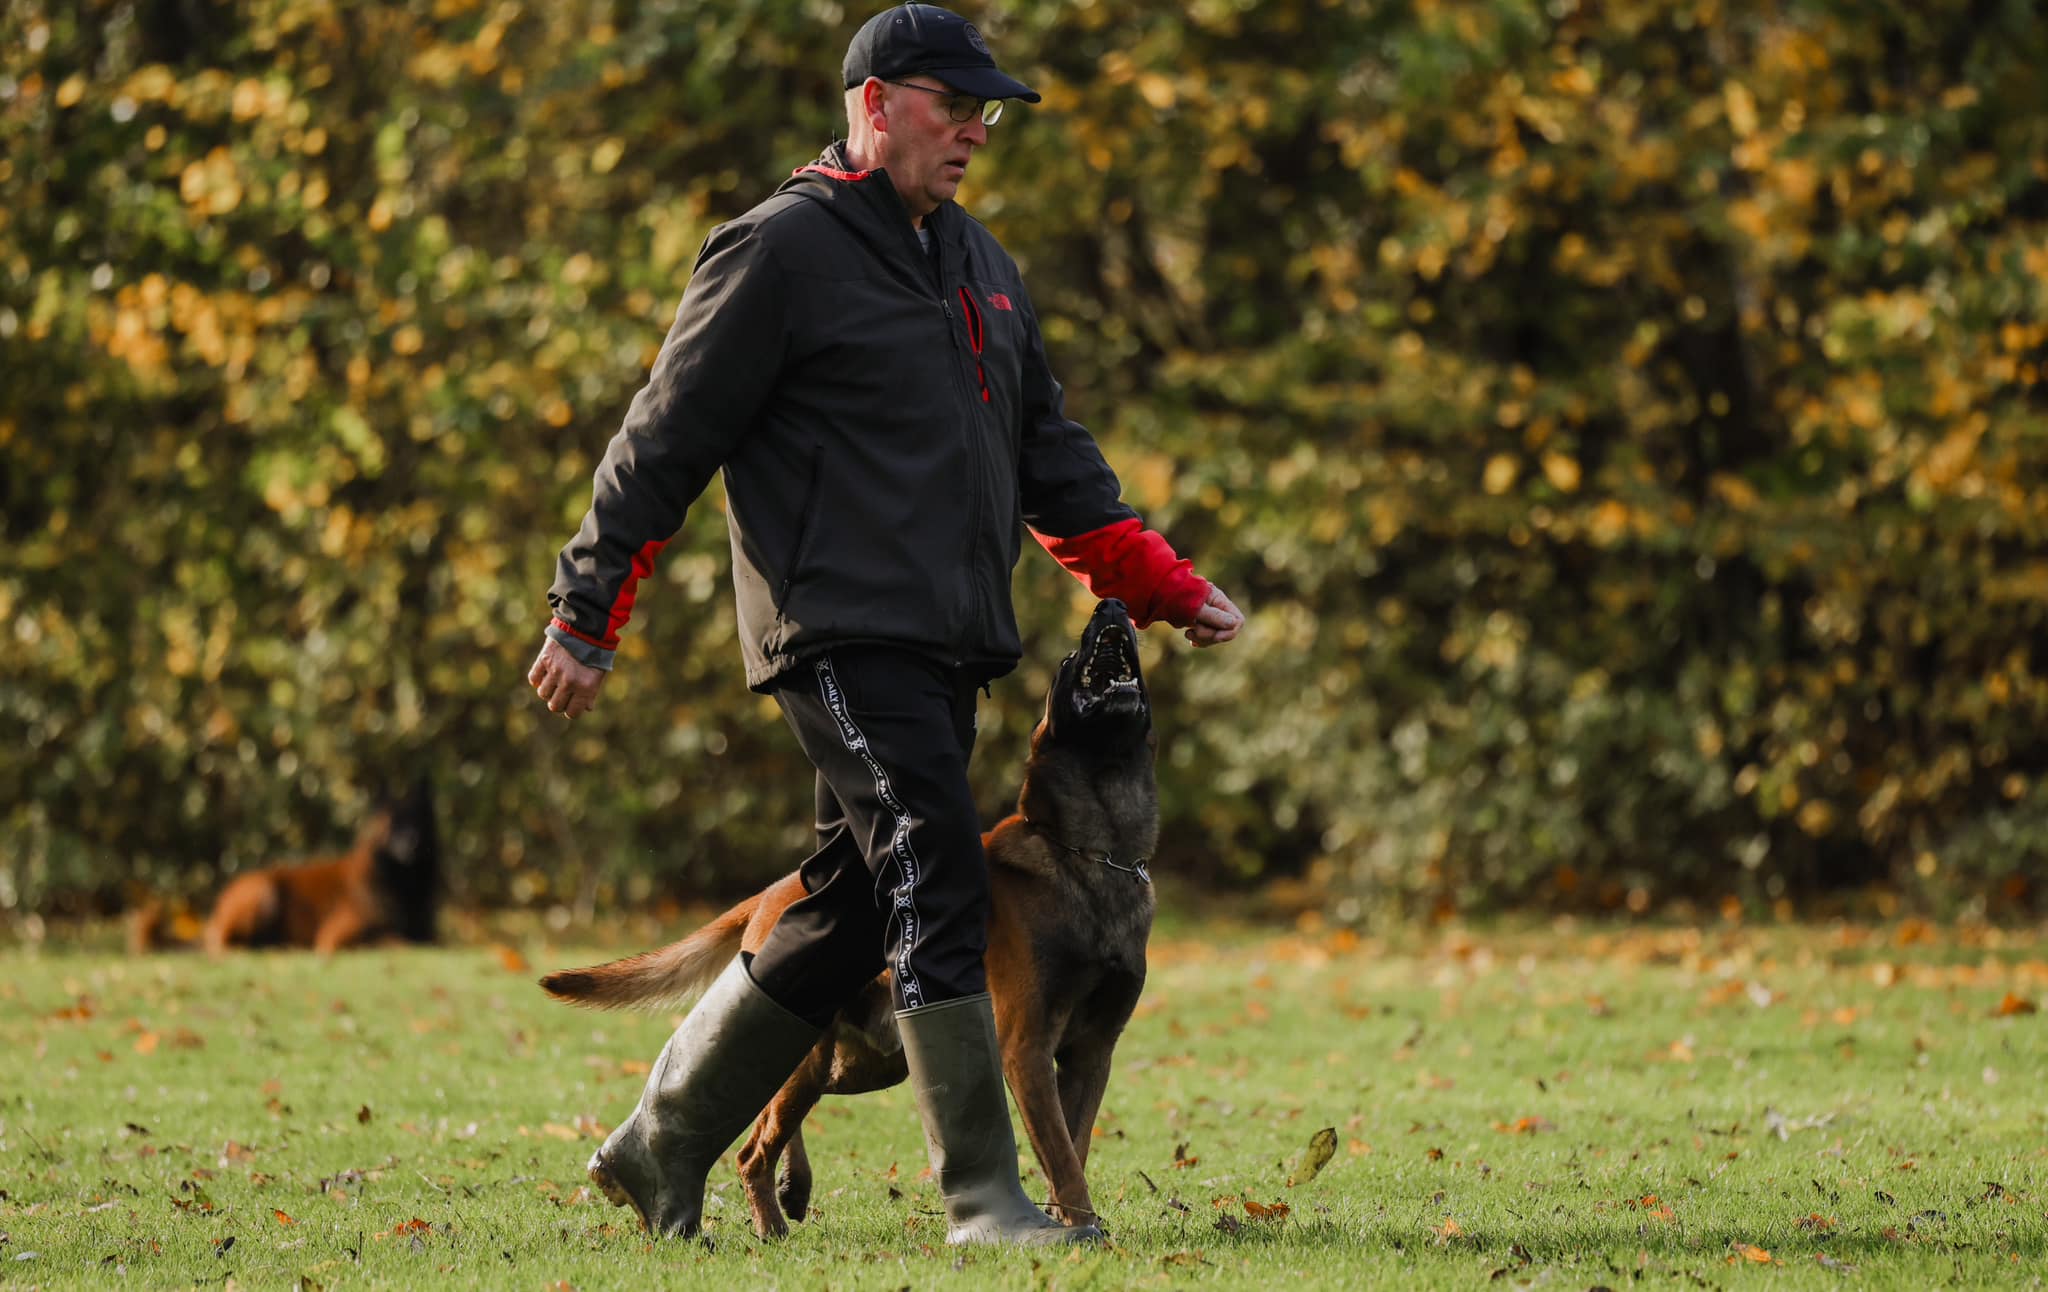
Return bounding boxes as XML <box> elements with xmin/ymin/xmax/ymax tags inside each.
<box><xmin>548</xmin><ymin>143</ymin><xmax>1138</xmax><ymax>690</ymax></box>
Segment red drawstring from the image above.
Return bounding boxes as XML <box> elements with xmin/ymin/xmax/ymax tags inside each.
<box><xmin>957</xmin><ymin>287</ymin><xmax>990</xmax><ymax>403</ymax></box>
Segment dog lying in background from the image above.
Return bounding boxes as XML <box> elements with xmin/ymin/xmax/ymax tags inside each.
<box><xmin>543</xmin><ymin>599</ymin><xmax>1159</xmax><ymax>1237</ymax></box>
<box><xmin>128</xmin><ymin>777</ymin><xmax>440</xmax><ymax>954</ymax></box>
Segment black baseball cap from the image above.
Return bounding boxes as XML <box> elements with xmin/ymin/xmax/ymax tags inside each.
<box><xmin>843</xmin><ymin>4</ymin><xmax>1041</xmax><ymax>104</ymax></box>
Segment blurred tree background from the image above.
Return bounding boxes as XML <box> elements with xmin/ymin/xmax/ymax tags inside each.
<box><xmin>4</xmin><ymin>0</ymin><xmax>2046</xmax><ymax>927</ymax></box>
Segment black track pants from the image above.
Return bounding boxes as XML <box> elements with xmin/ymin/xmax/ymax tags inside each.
<box><xmin>746</xmin><ymin>646</ymin><xmax>991</xmax><ymax>1021</ymax></box>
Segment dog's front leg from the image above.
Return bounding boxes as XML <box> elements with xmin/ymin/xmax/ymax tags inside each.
<box><xmin>735</xmin><ymin>1042</ymin><xmax>834</xmax><ymax>1239</ymax></box>
<box><xmin>1054</xmin><ymin>1044</ymin><xmax>1115</xmax><ymax>1178</ymax></box>
<box><xmin>1000</xmin><ymin>1031</ymin><xmax>1095</xmax><ymax>1228</ymax></box>
<box><xmin>311</xmin><ymin>900</ymin><xmax>370</xmax><ymax>954</ymax></box>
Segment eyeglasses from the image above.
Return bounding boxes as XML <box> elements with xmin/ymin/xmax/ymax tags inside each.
<box><xmin>888</xmin><ymin>80</ymin><xmax>1003</xmax><ymax>126</ymax></box>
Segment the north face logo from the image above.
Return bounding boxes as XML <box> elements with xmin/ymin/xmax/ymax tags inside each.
<box><xmin>987</xmin><ymin>292</ymin><xmax>1013</xmax><ymax>311</ymax></box>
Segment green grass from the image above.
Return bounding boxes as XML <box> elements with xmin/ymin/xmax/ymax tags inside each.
<box><xmin>2</xmin><ymin>916</ymin><xmax>2044</xmax><ymax>1289</ymax></box>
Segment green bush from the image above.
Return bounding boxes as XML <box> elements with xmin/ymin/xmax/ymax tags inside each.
<box><xmin>4</xmin><ymin>0</ymin><xmax>2044</xmax><ymax>921</ymax></box>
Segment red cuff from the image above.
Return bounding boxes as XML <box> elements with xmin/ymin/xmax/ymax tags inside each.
<box><xmin>556</xmin><ymin>537</ymin><xmax>669</xmax><ymax>651</ymax></box>
<box><xmin>1033</xmin><ymin>518</ymin><xmax>1212</xmax><ymax>629</ymax></box>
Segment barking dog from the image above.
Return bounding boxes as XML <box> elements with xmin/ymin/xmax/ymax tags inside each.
<box><xmin>542</xmin><ymin>599</ymin><xmax>1159</xmax><ymax>1235</ymax></box>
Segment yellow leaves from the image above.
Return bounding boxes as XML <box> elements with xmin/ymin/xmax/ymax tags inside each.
<box><xmin>1724</xmin><ymin>81</ymin><xmax>1759</xmax><ymax>139</ymax></box>
<box><xmin>1586</xmin><ymin>500</ymin><xmax>1631</xmax><ymax>547</ymax></box>
<box><xmin>1796</xmin><ymin>800</ymin><xmax>1836</xmax><ymax>836</ymax></box>
<box><xmin>1482</xmin><ymin>454</ymin><xmax>1519</xmax><ymax>496</ymax></box>
<box><xmin>55</xmin><ymin>73</ymin><xmax>87</xmax><ymax>108</ymax></box>
<box><xmin>1539</xmin><ymin>453</ymin><xmax>1581</xmax><ymax>493</ymax></box>
<box><xmin>1916</xmin><ymin>417</ymin><xmax>1986</xmax><ymax>494</ymax></box>
<box><xmin>123</xmin><ymin>65</ymin><xmax>178</xmax><ymax>104</ymax></box>
<box><xmin>589</xmin><ymin>137</ymin><xmax>625</xmax><ymax>175</ymax></box>
<box><xmin>1135</xmin><ymin>73</ymin><xmax>1177</xmax><ymax>112</ymax></box>
<box><xmin>1710</xmin><ymin>473</ymin><xmax>1760</xmax><ymax>511</ymax></box>
<box><xmin>1550</xmin><ymin>65</ymin><xmax>1596</xmax><ymax>98</ymax></box>
<box><xmin>408</xmin><ymin>44</ymin><xmax>468</xmax><ymax>87</ymax></box>
<box><xmin>180</xmin><ymin>147</ymin><xmax>245</xmax><ymax>217</ymax></box>
<box><xmin>229</xmin><ymin>78</ymin><xmax>291</xmax><ymax>123</ymax></box>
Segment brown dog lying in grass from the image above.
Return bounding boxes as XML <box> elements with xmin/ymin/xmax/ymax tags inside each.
<box><xmin>543</xmin><ymin>599</ymin><xmax>1160</xmax><ymax>1237</ymax></box>
<box><xmin>128</xmin><ymin>778</ymin><xmax>439</xmax><ymax>954</ymax></box>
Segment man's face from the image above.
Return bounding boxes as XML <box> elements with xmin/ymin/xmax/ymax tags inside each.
<box><xmin>877</xmin><ymin>76</ymin><xmax>990</xmax><ymax>222</ymax></box>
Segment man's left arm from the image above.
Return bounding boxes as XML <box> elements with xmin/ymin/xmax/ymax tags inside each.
<box><xmin>1012</xmin><ymin>288</ymin><xmax>1243</xmax><ymax>647</ymax></box>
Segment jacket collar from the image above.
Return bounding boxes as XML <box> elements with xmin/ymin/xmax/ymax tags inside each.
<box><xmin>784</xmin><ymin>141</ymin><xmax>960</xmax><ymax>270</ymax></box>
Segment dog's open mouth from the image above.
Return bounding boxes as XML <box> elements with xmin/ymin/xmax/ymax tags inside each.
<box><xmin>1068</xmin><ymin>602</ymin><xmax>1146</xmax><ymax>721</ymax></box>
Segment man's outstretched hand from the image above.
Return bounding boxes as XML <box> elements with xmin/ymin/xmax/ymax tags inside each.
<box><xmin>528</xmin><ymin>635</ymin><xmax>608</xmax><ymax>719</ymax></box>
<box><xmin>1185</xmin><ymin>585</ymin><xmax>1244</xmax><ymax>648</ymax></box>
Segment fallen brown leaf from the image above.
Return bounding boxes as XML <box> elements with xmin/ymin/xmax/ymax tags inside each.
<box><xmin>1493</xmin><ymin>1116</ymin><xmax>1555</xmax><ymax>1135</ymax></box>
<box><xmin>494</xmin><ymin>944</ymin><xmax>529</xmax><ymax>973</ymax></box>
<box><xmin>1993</xmin><ymin>992</ymin><xmax>2037</xmax><ymax>1017</ymax></box>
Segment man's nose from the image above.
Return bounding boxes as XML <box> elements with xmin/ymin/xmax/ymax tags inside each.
<box><xmin>960</xmin><ymin>116</ymin><xmax>988</xmax><ymax>147</ymax></box>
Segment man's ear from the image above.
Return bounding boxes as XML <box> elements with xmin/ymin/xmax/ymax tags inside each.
<box><xmin>862</xmin><ymin>77</ymin><xmax>890</xmax><ymax>136</ymax></box>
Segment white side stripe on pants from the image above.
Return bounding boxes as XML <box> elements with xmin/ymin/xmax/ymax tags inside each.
<box><xmin>812</xmin><ymin>656</ymin><xmax>928</xmax><ymax>1010</ymax></box>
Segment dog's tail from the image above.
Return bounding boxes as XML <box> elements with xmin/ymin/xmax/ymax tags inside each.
<box><xmin>538</xmin><ymin>891</ymin><xmax>759</xmax><ymax>1012</ymax></box>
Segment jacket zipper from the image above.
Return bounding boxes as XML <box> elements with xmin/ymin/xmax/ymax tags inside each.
<box><xmin>956</xmin><ymin>286</ymin><xmax>990</xmax><ymax>404</ymax></box>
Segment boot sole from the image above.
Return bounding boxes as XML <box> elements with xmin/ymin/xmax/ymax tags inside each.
<box><xmin>587</xmin><ymin>1147</ymin><xmax>652</xmax><ymax>1234</ymax></box>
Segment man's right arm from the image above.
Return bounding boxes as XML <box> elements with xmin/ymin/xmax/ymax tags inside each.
<box><xmin>537</xmin><ymin>222</ymin><xmax>787</xmax><ymax>712</ymax></box>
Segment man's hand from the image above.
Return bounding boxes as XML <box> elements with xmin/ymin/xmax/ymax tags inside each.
<box><xmin>528</xmin><ymin>636</ymin><xmax>608</xmax><ymax>719</ymax></box>
<box><xmin>1184</xmin><ymin>584</ymin><xmax>1244</xmax><ymax>648</ymax></box>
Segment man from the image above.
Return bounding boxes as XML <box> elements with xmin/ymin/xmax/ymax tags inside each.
<box><xmin>528</xmin><ymin>3</ymin><xmax>1243</xmax><ymax>1246</ymax></box>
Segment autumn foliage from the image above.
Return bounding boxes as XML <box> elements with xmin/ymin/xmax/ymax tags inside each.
<box><xmin>3</xmin><ymin>1</ymin><xmax>2045</xmax><ymax>917</ymax></box>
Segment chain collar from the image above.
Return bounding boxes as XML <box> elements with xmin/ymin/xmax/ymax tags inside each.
<box><xmin>1022</xmin><ymin>816</ymin><xmax>1151</xmax><ymax>885</ymax></box>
